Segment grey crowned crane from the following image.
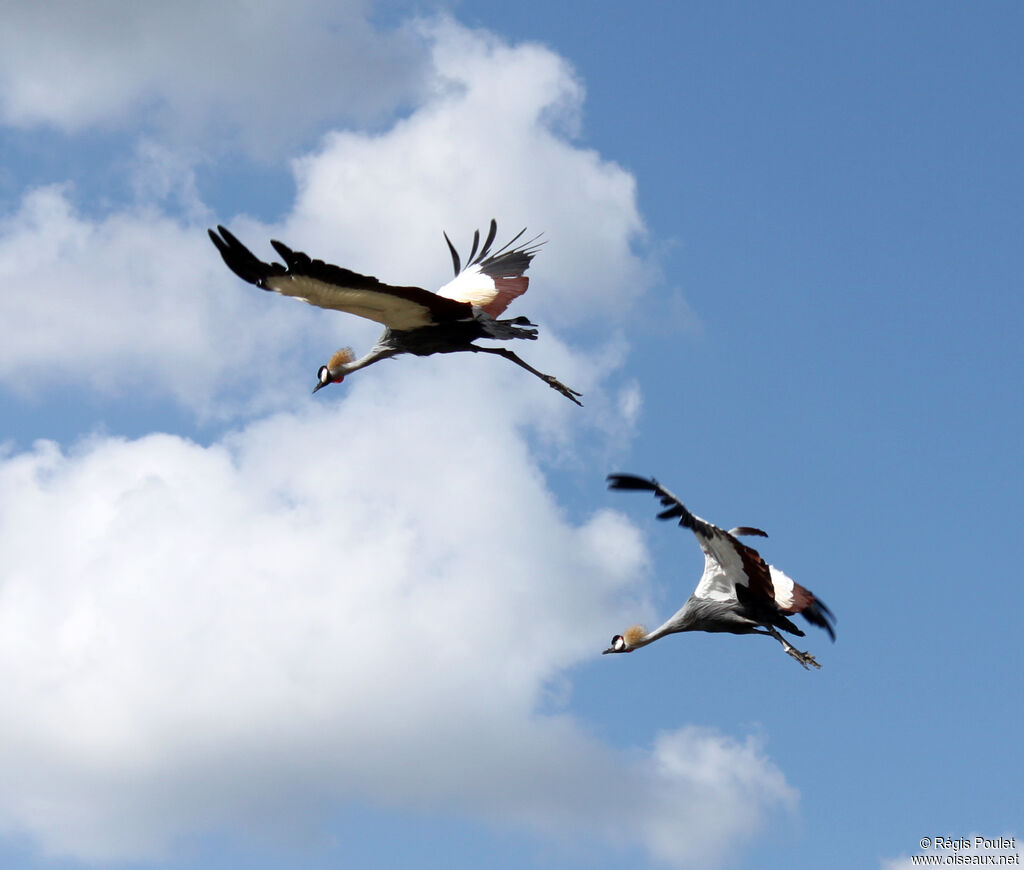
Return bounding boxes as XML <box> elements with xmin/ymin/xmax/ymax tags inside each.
<box><xmin>604</xmin><ymin>474</ymin><xmax>835</xmax><ymax>669</ymax></box>
<box><xmin>208</xmin><ymin>221</ymin><xmax>582</xmax><ymax>405</ymax></box>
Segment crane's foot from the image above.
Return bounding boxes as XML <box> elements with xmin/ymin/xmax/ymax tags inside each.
<box><xmin>545</xmin><ymin>375</ymin><xmax>583</xmax><ymax>406</ymax></box>
<box><xmin>783</xmin><ymin>643</ymin><xmax>821</xmax><ymax>670</ymax></box>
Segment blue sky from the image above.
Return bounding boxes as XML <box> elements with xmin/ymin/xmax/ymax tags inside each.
<box><xmin>0</xmin><ymin>3</ymin><xmax>1021</xmax><ymax>869</ymax></box>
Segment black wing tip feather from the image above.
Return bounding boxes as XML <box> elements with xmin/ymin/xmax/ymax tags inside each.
<box><xmin>270</xmin><ymin>239</ymin><xmax>314</xmax><ymax>274</ymax></box>
<box><xmin>730</xmin><ymin>526</ymin><xmax>769</xmax><ymax>538</ymax></box>
<box><xmin>444</xmin><ymin>219</ymin><xmax>543</xmax><ymax>278</ymax></box>
<box><xmin>608</xmin><ymin>473</ymin><xmax>690</xmax><ymax>523</ymax></box>
<box><xmin>443</xmin><ymin>231</ymin><xmax>461</xmax><ymax>277</ymax></box>
<box><xmin>803</xmin><ymin>599</ymin><xmax>837</xmax><ymax>641</ymax></box>
<box><xmin>444</xmin><ymin>220</ymin><xmax>498</xmax><ymax>277</ymax></box>
<box><xmin>480</xmin><ymin>219</ymin><xmax>498</xmax><ymax>261</ymax></box>
<box><xmin>207</xmin><ymin>227</ymin><xmax>230</xmax><ymax>262</ymax></box>
<box><xmin>210</xmin><ymin>224</ymin><xmax>235</xmax><ymax>245</ymax></box>
<box><xmin>269</xmin><ymin>239</ymin><xmax>292</xmax><ymax>260</ymax></box>
<box><xmin>606</xmin><ymin>473</ymin><xmax>660</xmax><ymax>491</ymax></box>
<box><xmin>608</xmin><ymin>472</ymin><xmax>726</xmax><ymax>543</ymax></box>
<box><xmin>208</xmin><ymin>224</ymin><xmax>241</xmax><ymax>258</ymax></box>
<box><xmin>466</xmin><ymin>227</ymin><xmax>482</xmax><ymax>265</ymax></box>
<box><xmin>208</xmin><ymin>224</ymin><xmax>280</xmax><ymax>286</ymax></box>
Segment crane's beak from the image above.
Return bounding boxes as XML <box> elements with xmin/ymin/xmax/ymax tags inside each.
<box><xmin>312</xmin><ymin>380</ymin><xmax>327</xmax><ymax>394</ymax></box>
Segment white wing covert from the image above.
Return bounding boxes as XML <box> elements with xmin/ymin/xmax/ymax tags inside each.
<box><xmin>435</xmin><ymin>220</ymin><xmax>541</xmax><ymax>317</ymax></box>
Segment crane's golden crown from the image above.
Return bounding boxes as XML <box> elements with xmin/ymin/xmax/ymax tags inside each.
<box><xmin>328</xmin><ymin>347</ymin><xmax>355</xmax><ymax>370</ymax></box>
<box><xmin>624</xmin><ymin>625</ymin><xmax>648</xmax><ymax>647</ymax></box>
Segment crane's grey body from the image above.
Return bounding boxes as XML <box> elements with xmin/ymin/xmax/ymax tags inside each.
<box><xmin>661</xmin><ymin>595</ymin><xmax>766</xmax><ymax>636</ymax></box>
<box><xmin>374</xmin><ymin>310</ymin><xmax>538</xmax><ymax>358</ymax></box>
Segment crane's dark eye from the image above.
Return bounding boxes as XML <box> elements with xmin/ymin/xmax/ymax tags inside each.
<box><xmin>317</xmin><ymin>365</ymin><xmax>329</xmax><ymax>384</ymax></box>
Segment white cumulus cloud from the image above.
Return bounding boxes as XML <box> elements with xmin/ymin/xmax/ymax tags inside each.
<box><xmin>0</xmin><ymin>184</ymin><xmax>317</xmax><ymax>417</ymax></box>
<box><xmin>0</xmin><ymin>378</ymin><xmax>796</xmax><ymax>866</ymax></box>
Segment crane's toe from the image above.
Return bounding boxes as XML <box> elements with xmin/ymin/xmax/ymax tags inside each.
<box><xmin>786</xmin><ymin>647</ymin><xmax>821</xmax><ymax>670</ymax></box>
<box><xmin>544</xmin><ymin>376</ymin><xmax>584</xmax><ymax>406</ymax></box>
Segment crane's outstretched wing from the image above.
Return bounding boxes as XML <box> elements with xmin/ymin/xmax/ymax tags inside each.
<box><xmin>209</xmin><ymin>226</ymin><xmax>474</xmax><ymax>331</ymax></box>
<box><xmin>606</xmin><ymin>473</ymin><xmax>777</xmax><ymax>606</ymax></box>
<box><xmin>435</xmin><ymin>219</ymin><xmax>543</xmax><ymax>318</ymax></box>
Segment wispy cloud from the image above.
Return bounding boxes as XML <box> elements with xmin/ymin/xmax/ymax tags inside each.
<box><xmin>0</xmin><ymin>0</ymin><xmax>427</xmax><ymax>158</ymax></box>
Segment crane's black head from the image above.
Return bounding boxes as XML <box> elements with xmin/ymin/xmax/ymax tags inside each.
<box><xmin>312</xmin><ymin>348</ymin><xmax>355</xmax><ymax>394</ymax></box>
<box><xmin>602</xmin><ymin>634</ymin><xmax>629</xmax><ymax>655</ymax></box>
<box><xmin>313</xmin><ymin>365</ymin><xmax>343</xmax><ymax>394</ymax></box>
<box><xmin>603</xmin><ymin>625</ymin><xmax>647</xmax><ymax>654</ymax></box>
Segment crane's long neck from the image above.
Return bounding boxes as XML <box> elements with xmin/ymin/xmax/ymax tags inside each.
<box><xmin>629</xmin><ymin>600</ymin><xmax>698</xmax><ymax>648</ymax></box>
<box><xmin>334</xmin><ymin>338</ymin><xmax>400</xmax><ymax>377</ymax></box>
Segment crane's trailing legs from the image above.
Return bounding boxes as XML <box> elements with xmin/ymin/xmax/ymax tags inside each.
<box><xmin>469</xmin><ymin>346</ymin><xmax>583</xmax><ymax>405</ymax></box>
<box><xmin>761</xmin><ymin>625</ymin><xmax>821</xmax><ymax>670</ymax></box>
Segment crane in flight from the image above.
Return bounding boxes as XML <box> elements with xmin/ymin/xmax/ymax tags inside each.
<box><xmin>604</xmin><ymin>474</ymin><xmax>835</xmax><ymax>669</ymax></box>
<box><xmin>208</xmin><ymin>220</ymin><xmax>582</xmax><ymax>405</ymax></box>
